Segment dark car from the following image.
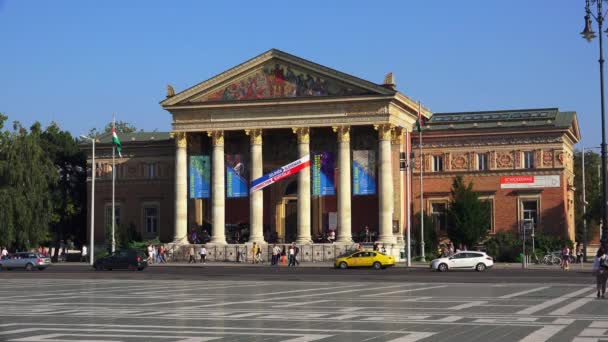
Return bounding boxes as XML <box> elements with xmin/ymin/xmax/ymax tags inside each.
<box><xmin>93</xmin><ymin>249</ymin><xmax>147</xmax><ymax>271</ymax></box>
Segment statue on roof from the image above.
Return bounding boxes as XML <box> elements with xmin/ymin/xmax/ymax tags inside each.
<box><xmin>166</xmin><ymin>84</ymin><xmax>176</xmax><ymax>98</ymax></box>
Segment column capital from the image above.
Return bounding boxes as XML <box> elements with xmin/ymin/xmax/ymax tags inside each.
<box><xmin>391</xmin><ymin>127</ymin><xmax>404</xmax><ymax>145</ymax></box>
<box><xmin>207</xmin><ymin>130</ymin><xmax>224</xmax><ymax>146</ymax></box>
<box><xmin>245</xmin><ymin>129</ymin><xmax>263</xmax><ymax>145</ymax></box>
<box><xmin>292</xmin><ymin>127</ymin><xmax>310</xmax><ymax>144</ymax></box>
<box><xmin>170</xmin><ymin>132</ymin><xmax>187</xmax><ymax>148</ymax></box>
<box><xmin>332</xmin><ymin>125</ymin><xmax>350</xmax><ymax>143</ymax></box>
<box><xmin>374</xmin><ymin>123</ymin><xmax>394</xmax><ymax>141</ymax></box>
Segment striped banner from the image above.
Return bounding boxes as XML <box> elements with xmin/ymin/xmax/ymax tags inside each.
<box><xmin>250</xmin><ymin>155</ymin><xmax>310</xmax><ymax>193</ymax></box>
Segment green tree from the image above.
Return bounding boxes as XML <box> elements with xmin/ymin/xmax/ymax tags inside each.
<box><xmin>87</xmin><ymin>121</ymin><xmax>138</xmax><ymax>139</ymax></box>
<box><xmin>40</xmin><ymin>122</ymin><xmax>87</xmax><ymax>256</ymax></box>
<box><xmin>446</xmin><ymin>176</ymin><xmax>491</xmax><ymax>248</ymax></box>
<box><xmin>0</xmin><ymin>115</ymin><xmax>57</xmax><ymax>250</ymax></box>
<box><xmin>574</xmin><ymin>149</ymin><xmax>601</xmax><ymax>244</ymax></box>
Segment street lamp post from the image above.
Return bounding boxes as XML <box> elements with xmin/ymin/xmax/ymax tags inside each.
<box><xmin>80</xmin><ymin>135</ymin><xmax>96</xmax><ymax>266</ymax></box>
<box><xmin>582</xmin><ymin>0</ymin><xmax>608</xmax><ymax>251</ymax></box>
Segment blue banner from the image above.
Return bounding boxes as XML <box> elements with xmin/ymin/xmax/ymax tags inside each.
<box><xmin>189</xmin><ymin>156</ymin><xmax>210</xmax><ymax>198</ymax></box>
<box><xmin>226</xmin><ymin>154</ymin><xmax>248</xmax><ymax>198</ymax></box>
<box><xmin>312</xmin><ymin>152</ymin><xmax>335</xmax><ymax>196</ymax></box>
<box><xmin>352</xmin><ymin>150</ymin><xmax>376</xmax><ymax>195</ymax></box>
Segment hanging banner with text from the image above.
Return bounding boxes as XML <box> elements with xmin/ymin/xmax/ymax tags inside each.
<box><xmin>226</xmin><ymin>154</ymin><xmax>248</xmax><ymax>198</ymax></box>
<box><xmin>250</xmin><ymin>155</ymin><xmax>311</xmax><ymax>193</ymax></box>
<box><xmin>312</xmin><ymin>152</ymin><xmax>335</xmax><ymax>196</ymax></box>
<box><xmin>189</xmin><ymin>155</ymin><xmax>210</xmax><ymax>198</ymax></box>
<box><xmin>500</xmin><ymin>175</ymin><xmax>561</xmax><ymax>189</ymax></box>
<box><xmin>353</xmin><ymin>150</ymin><xmax>376</xmax><ymax>195</ymax></box>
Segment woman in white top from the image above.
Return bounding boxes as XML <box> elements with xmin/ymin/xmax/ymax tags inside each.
<box><xmin>592</xmin><ymin>246</ymin><xmax>608</xmax><ymax>299</ymax></box>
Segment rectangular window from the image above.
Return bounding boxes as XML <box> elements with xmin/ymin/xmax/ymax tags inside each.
<box><xmin>104</xmin><ymin>205</ymin><xmax>121</xmax><ymax>229</ymax></box>
<box><xmin>432</xmin><ymin>156</ymin><xmax>443</xmax><ymax>172</ymax></box>
<box><xmin>144</xmin><ymin>206</ymin><xmax>158</xmax><ymax>233</ymax></box>
<box><xmin>430</xmin><ymin>202</ymin><xmax>448</xmax><ymax>233</ymax></box>
<box><xmin>479</xmin><ymin>197</ymin><xmax>495</xmax><ymax>233</ymax></box>
<box><xmin>144</xmin><ymin>163</ymin><xmax>157</xmax><ymax>179</ymax></box>
<box><xmin>478</xmin><ymin>153</ymin><xmax>488</xmax><ymax>171</ymax></box>
<box><xmin>523</xmin><ymin>151</ymin><xmax>534</xmax><ymax>169</ymax></box>
<box><xmin>522</xmin><ymin>200</ymin><xmax>538</xmax><ymax>228</ymax></box>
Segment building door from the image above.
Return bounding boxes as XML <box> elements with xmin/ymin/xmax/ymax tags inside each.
<box><xmin>284</xmin><ymin>199</ymin><xmax>297</xmax><ymax>243</ymax></box>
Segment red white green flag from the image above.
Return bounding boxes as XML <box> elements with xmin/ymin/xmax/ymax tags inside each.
<box><xmin>416</xmin><ymin>106</ymin><xmax>424</xmax><ymax>133</ymax></box>
<box><xmin>112</xmin><ymin>126</ymin><xmax>122</xmax><ymax>157</ymax></box>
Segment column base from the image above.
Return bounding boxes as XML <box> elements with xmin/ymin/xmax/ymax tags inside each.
<box><xmin>172</xmin><ymin>236</ymin><xmax>188</xmax><ymax>244</ymax></box>
<box><xmin>208</xmin><ymin>238</ymin><xmax>227</xmax><ymax>245</ymax></box>
<box><xmin>295</xmin><ymin>238</ymin><xmax>313</xmax><ymax>244</ymax></box>
<box><xmin>377</xmin><ymin>235</ymin><xmax>396</xmax><ymax>245</ymax></box>
<box><xmin>335</xmin><ymin>237</ymin><xmax>353</xmax><ymax>244</ymax></box>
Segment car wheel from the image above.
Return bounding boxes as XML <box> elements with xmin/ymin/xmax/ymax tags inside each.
<box><xmin>94</xmin><ymin>264</ymin><xmax>104</xmax><ymax>271</ymax></box>
<box><xmin>372</xmin><ymin>262</ymin><xmax>382</xmax><ymax>270</ymax></box>
<box><xmin>25</xmin><ymin>263</ymin><xmax>33</xmax><ymax>271</ymax></box>
<box><xmin>475</xmin><ymin>263</ymin><xmax>486</xmax><ymax>272</ymax></box>
<box><xmin>438</xmin><ymin>263</ymin><xmax>448</xmax><ymax>272</ymax></box>
<box><xmin>37</xmin><ymin>267</ymin><xmax>45</xmax><ymax>271</ymax></box>
<box><xmin>339</xmin><ymin>262</ymin><xmax>348</xmax><ymax>269</ymax></box>
<box><xmin>137</xmin><ymin>267</ymin><xmax>145</xmax><ymax>271</ymax></box>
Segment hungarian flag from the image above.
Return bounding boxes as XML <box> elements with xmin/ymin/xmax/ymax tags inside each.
<box><xmin>415</xmin><ymin>109</ymin><xmax>424</xmax><ymax>133</ymax></box>
<box><xmin>112</xmin><ymin>126</ymin><xmax>122</xmax><ymax>157</ymax></box>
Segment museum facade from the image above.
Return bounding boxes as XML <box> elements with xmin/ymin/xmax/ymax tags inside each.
<box><xmin>82</xmin><ymin>49</ymin><xmax>581</xmax><ymax>258</ymax></box>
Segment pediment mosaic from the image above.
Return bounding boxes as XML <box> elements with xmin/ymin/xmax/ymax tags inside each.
<box><xmin>199</xmin><ymin>61</ymin><xmax>374</xmax><ymax>102</ymax></box>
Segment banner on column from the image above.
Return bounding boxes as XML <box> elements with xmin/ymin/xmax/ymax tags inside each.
<box><xmin>189</xmin><ymin>155</ymin><xmax>210</xmax><ymax>198</ymax></box>
<box><xmin>250</xmin><ymin>155</ymin><xmax>310</xmax><ymax>193</ymax></box>
<box><xmin>226</xmin><ymin>154</ymin><xmax>248</xmax><ymax>198</ymax></box>
<box><xmin>312</xmin><ymin>152</ymin><xmax>335</xmax><ymax>196</ymax></box>
<box><xmin>352</xmin><ymin>150</ymin><xmax>376</xmax><ymax>195</ymax></box>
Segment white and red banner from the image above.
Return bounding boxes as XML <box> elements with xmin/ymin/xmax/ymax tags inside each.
<box><xmin>250</xmin><ymin>155</ymin><xmax>311</xmax><ymax>193</ymax></box>
<box><xmin>500</xmin><ymin>175</ymin><xmax>560</xmax><ymax>189</ymax></box>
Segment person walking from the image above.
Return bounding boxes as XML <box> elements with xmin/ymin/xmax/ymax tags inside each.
<box><xmin>201</xmin><ymin>246</ymin><xmax>207</xmax><ymax>264</ymax></box>
<box><xmin>251</xmin><ymin>242</ymin><xmax>258</xmax><ymax>264</ymax></box>
<box><xmin>592</xmin><ymin>246</ymin><xmax>608</xmax><ymax>299</ymax></box>
<box><xmin>291</xmin><ymin>242</ymin><xmax>300</xmax><ymax>266</ymax></box>
<box><xmin>158</xmin><ymin>245</ymin><xmax>166</xmax><ymax>263</ymax></box>
<box><xmin>81</xmin><ymin>244</ymin><xmax>88</xmax><ymax>263</ymax></box>
<box><xmin>271</xmin><ymin>244</ymin><xmax>279</xmax><ymax>265</ymax></box>
<box><xmin>288</xmin><ymin>244</ymin><xmax>295</xmax><ymax>267</ymax></box>
<box><xmin>561</xmin><ymin>245</ymin><xmax>571</xmax><ymax>271</ymax></box>
<box><xmin>188</xmin><ymin>246</ymin><xmax>196</xmax><ymax>264</ymax></box>
<box><xmin>576</xmin><ymin>242</ymin><xmax>584</xmax><ymax>265</ymax></box>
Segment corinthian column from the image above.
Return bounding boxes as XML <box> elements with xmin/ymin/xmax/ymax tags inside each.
<box><xmin>375</xmin><ymin>124</ymin><xmax>395</xmax><ymax>244</ymax></box>
<box><xmin>173</xmin><ymin>132</ymin><xmax>188</xmax><ymax>243</ymax></box>
<box><xmin>333</xmin><ymin>126</ymin><xmax>352</xmax><ymax>243</ymax></box>
<box><xmin>293</xmin><ymin>127</ymin><xmax>312</xmax><ymax>244</ymax></box>
<box><xmin>246</xmin><ymin>129</ymin><xmax>265</xmax><ymax>244</ymax></box>
<box><xmin>392</xmin><ymin>127</ymin><xmax>405</xmax><ymax>244</ymax></box>
<box><xmin>208</xmin><ymin>130</ymin><xmax>226</xmax><ymax>244</ymax></box>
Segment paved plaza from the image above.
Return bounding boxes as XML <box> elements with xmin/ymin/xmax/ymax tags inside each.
<box><xmin>0</xmin><ymin>275</ymin><xmax>606</xmax><ymax>342</ymax></box>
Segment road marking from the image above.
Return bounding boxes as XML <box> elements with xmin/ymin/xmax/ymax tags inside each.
<box><xmin>579</xmin><ymin>328</ymin><xmax>608</xmax><ymax>337</ymax></box>
<box><xmin>362</xmin><ymin>285</ymin><xmax>447</xmax><ymax>297</ymax></box>
<box><xmin>274</xmin><ymin>300</ymin><xmax>331</xmax><ymax>308</ymax></box>
<box><xmin>550</xmin><ymin>291</ymin><xmax>597</xmax><ymax>315</ymax></box>
<box><xmin>436</xmin><ymin>316</ymin><xmax>463</xmax><ymax>322</ymax></box>
<box><xmin>516</xmin><ymin>287</ymin><xmax>593</xmax><ymax>315</ymax></box>
<box><xmin>274</xmin><ymin>284</ymin><xmax>409</xmax><ymax>300</ymax></box>
<box><xmin>255</xmin><ymin>284</ymin><xmax>366</xmax><ymax>296</ymax></box>
<box><xmin>518</xmin><ymin>325</ymin><xmax>567</xmax><ymax>342</ymax></box>
<box><xmin>590</xmin><ymin>321</ymin><xmax>608</xmax><ymax>328</ymax></box>
<box><xmin>9</xmin><ymin>333</ymin><xmax>221</xmax><ymax>342</ymax></box>
<box><xmin>333</xmin><ymin>314</ymin><xmax>359</xmax><ymax>320</ymax></box>
<box><xmin>449</xmin><ymin>301</ymin><xmax>488</xmax><ymax>310</ymax></box>
<box><xmin>384</xmin><ymin>332</ymin><xmax>437</xmax><ymax>342</ymax></box>
<box><xmin>499</xmin><ymin>286</ymin><xmax>549</xmax><ymax>299</ymax></box>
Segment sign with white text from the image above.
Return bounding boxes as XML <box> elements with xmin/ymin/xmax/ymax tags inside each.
<box><xmin>500</xmin><ymin>175</ymin><xmax>560</xmax><ymax>189</ymax></box>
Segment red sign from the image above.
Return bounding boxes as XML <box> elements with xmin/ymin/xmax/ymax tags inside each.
<box><xmin>500</xmin><ymin>176</ymin><xmax>534</xmax><ymax>184</ymax></box>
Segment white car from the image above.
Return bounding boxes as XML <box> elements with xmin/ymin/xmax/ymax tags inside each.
<box><xmin>430</xmin><ymin>251</ymin><xmax>494</xmax><ymax>272</ymax></box>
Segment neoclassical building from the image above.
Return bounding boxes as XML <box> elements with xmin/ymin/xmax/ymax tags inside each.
<box><xmin>83</xmin><ymin>49</ymin><xmax>580</xmax><ymax>258</ymax></box>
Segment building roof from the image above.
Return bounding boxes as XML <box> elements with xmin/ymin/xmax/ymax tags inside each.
<box><xmin>94</xmin><ymin>131</ymin><xmax>171</xmax><ymax>144</ymax></box>
<box><xmin>425</xmin><ymin>108</ymin><xmax>576</xmax><ymax>131</ymax></box>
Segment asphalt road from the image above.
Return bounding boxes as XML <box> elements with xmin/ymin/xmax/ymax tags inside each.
<box><xmin>0</xmin><ymin>264</ymin><xmax>593</xmax><ymax>284</ymax></box>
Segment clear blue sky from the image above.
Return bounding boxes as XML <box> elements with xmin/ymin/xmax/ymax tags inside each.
<box><xmin>0</xmin><ymin>1</ymin><xmax>601</xmax><ymax>148</ymax></box>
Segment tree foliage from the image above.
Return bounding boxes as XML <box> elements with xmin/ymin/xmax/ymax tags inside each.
<box><xmin>574</xmin><ymin>149</ymin><xmax>601</xmax><ymax>243</ymax></box>
<box><xmin>87</xmin><ymin>121</ymin><xmax>138</xmax><ymax>139</ymax></box>
<box><xmin>0</xmin><ymin>115</ymin><xmax>57</xmax><ymax>250</ymax></box>
<box><xmin>446</xmin><ymin>176</ymin><xmax>491</xmax><ymax>248</ymax></box>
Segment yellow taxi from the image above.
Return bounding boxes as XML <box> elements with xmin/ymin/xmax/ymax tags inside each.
<box><xmin>334</xmin><ymin>250</ymin><xmax>395</xmax><ymax>270</ymax></box>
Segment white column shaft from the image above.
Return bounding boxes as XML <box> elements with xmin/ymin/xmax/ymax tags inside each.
<box><xmin>249</xmin><ymin>142</ymin><xmax>264</xmax><ymax>243</ymax></box>
<box><xmin>337</xmin><ymin>138</ymin><xmax>352</xmax><ymax>242</ymax></box>
<box><xmin>297</xmin><ymin>141</ymin><xmax>312</xmax><ymax>243</ymax></box>
<box><xmin>378</xmin><ymin>138</ymin><xmax>395</xmax><ymax>244</ymax></box>
<box><xmin>211</xmin><ymin>142</ymin><xmax>226</xmax><ymax>244</ymax></box>
<box><xmin>174</xmin><ymin>141</ymin><xmax>188</xmax><ymax>243</ymax></box>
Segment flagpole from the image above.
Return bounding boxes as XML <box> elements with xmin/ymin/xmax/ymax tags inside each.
<box><xmin>111</xmin><ymin>114</ymin><xmax>116</xmax><ymax>254</ymax></box>
<box><xmin>406</xmin><ymin>129</ymin><xmax>411</xmax><ymax>267</ymax></box>
<box><xmin>418</xmin><ymin>101</ymin><xmax>425</xmax><ymax>262</ymax></box>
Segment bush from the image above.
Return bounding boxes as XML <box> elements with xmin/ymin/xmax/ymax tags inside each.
<box><xmin>484</xmin><ymin>232</ymin><xmax>573</xmax><ymax>262</ymax></box>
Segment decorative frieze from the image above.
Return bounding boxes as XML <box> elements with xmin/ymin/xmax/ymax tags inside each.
<box><xmin>412</xmin><ymin>135</ymin><xmax>563</xmax><ymax>149</ymax></box>
<box><xmin>451</xmin><ymin>153</ymin><xmax>469</xmax><ymax>170</ymax></box>
<box><xmin>496</xmin><ymin>151</ymin><xmax>514</xmax><ymax>169</ymax></box>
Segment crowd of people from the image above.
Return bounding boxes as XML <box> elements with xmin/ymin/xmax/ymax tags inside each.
<box><xmin>147</xmin><ymin>244</ymin><xmax>167</xmax><ymax>264</ymax></box>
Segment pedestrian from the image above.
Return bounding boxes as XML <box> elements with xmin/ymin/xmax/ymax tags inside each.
<box><xmin>561</xmin><ymin>245</ymin><xmax>571</xmax><ymax>271</ymax></box>
<box><xmin>380</xmin><ymin>244</ymin><xmax>386</xmax><ymax>254</ymax></box>
<box><xmin>281</xmin><ymin>246</ymin><xmax>287</xmax><ymax>265</ymax></box>
<box><xmin>188</xmin><ymin>246</ymin><xmax>196</xmax><ymax>264</ymax></box>
<box><xmin>291</xmin><ymin>242</ymin><xmax>300</xmax><ymax>266</ymax></box>
<box><xmin>576</xmin><ymin>242</ymin><xmax>584</xmax><ymax>264</ymax></box>
<box><xmin>81</xmin><ymin>244</ymin><xmax>88</xmax><ymax>263</ymax></box>
<box><xmin>201</xmin><ymin>245</ymin><xmax>207</xmax><ymax>264</ymax></box>
<box><xmin>448</xmin><ymin>242</ymin><xmax>455</xmax><ymax>256</ymax></box>
<box><xmin>592</xmin><ymin>246</ymin><xmax>608</xmax><ymax>299</ymax></box>
<box><xmin>364</xmin><ymin>225</ymin><xmax>371</xmax><ymax>243</ymax></box>
<box><xmin>271</xmin><ymin>244</ymin><xmax>279</xmax><ymax>265</ymax></box>
<box><xmin>1</xmin><ymin>246</ymin><xmax>8</xmax><ymax>258</ymax></box>
<box><xmin>288</xmin><ymin>244</ymin><xmax>295</xmax><ymax>267</ymax></box>
<box><xmin>158</xmin><ymin>245</ymin><xmax>166</xmax><ymax>263</ymax></box>
<box><xmin>251</xmin><ymin>242</ymin><xmax>258</xmax><ymax>264</ymax></box>
<box><xmin>147</xmin><ymin>244</ymin><xmax>154</xmax><ymax>264</ymax></box>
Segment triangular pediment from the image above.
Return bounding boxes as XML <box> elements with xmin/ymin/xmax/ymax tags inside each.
<box><xmin>162</xmin><ymin>49</ymin><xmax>395</xmax><ymax>106</ymax></box>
